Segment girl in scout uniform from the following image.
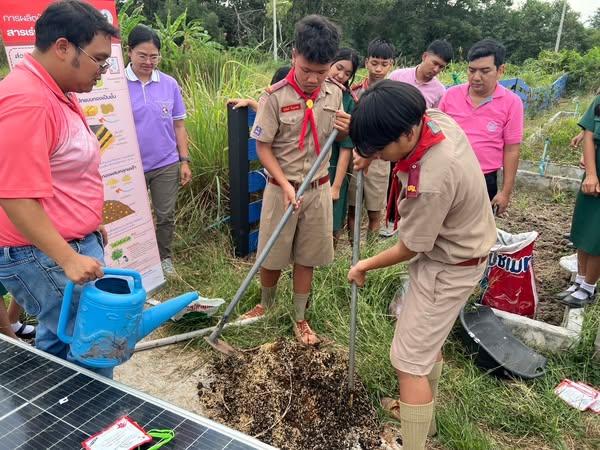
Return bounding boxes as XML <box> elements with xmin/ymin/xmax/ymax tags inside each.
<box><xmin>347</xmin><ymin>38</ymin><xmax>396</xmax><ymax>243</ymax></box>
<box><xmin>327</xmin><ymin>48</ymin><xmax>360</xmax><ymax>245</ymax></box>
<box><xmin>556</xmin><ymin>96</ymin><xmax>600</xmax><ymax>308</ymax></box>
<box><xmin>240</xmin><ymin>16</ymin><xmax>350</xmax><ymax>345</ymax></box>
<box><xmin>348</xmin><ymin>80</ymin><xmax>496</xmax><ymax>450</ymax></box>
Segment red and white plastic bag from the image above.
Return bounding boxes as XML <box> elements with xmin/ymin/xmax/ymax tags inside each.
<box><xmin>481</xmin><ymin>229</ymin><xmax>539</xmax><ymax>318</ymax></box>
<box><xmin>555</xmin><ymin>379</ymin><xmax>599</xmax><ymax>413</ymax></box>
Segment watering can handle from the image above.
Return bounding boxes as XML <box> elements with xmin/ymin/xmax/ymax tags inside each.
<box><xmin>102</xmin><ymin>267</ymin><xmax>143</xmax><ymax>290</ymax></box>
<box><xmin>57</xmin><ymin>281</ymin><xmax>75</xmax><ymax>344</ymax></box>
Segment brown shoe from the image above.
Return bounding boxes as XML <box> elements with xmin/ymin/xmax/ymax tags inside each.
<box><xmin>293</xmin><ymin>320</ymin><xmax>321</xmax><ymax>345</ymax></box>
<box><xmin>381</xmin><ymin>397</ymin><xmax>402</xmax><ymax>421</ymax></box>
<box><xmin>240</xmin><ymin>304</ymin><xmax>265</xmax><ymax>320</ymax></box>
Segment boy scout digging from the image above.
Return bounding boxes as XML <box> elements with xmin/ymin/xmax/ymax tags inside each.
<box><xmin>242</xmin><ymin>15</ymin><xmax>350</xmax><ymax>345</ymax></box>
<box><xmin>347</xmin><ymin>81</ymin><xmax>496</xmax><ymax>450</ymax></box>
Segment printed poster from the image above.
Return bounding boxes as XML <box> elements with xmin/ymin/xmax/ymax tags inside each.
<box><xmin>0</xmin><ymin>0</ymin><xmax>165</xmax><ymax>292</ymax></box>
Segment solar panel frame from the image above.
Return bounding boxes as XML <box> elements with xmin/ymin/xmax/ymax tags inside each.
<box><xmin>0</xmin><ymin>334</ymin><xmax>277</xmax><ymax>450</ymax></box>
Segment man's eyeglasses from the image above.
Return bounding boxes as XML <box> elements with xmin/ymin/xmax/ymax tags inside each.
<box><xmin>78</xmin><ymin>46</ymin><xmax>111</xmax><ymax>73</ymax></box>
<box><xmin>133</xmin><ymin>51</ymin><xmax>161</xmax><ymax>64</ymax></box>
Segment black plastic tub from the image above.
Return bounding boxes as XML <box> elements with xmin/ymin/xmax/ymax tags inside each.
<box><xmin>459</xmin><ymin>304</ymin><xmax>547</xmax><ymax>379</ymax></box>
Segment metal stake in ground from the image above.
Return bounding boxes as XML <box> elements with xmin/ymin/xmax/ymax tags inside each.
<box><xmin>205</xmin><ymin>130</ymin><xmax>340</xmax><ymax>355</ymax></box>
<box><xmin>348</xmin><ymin>169</ymin><xmax>364</xmax><ymax>398</ymax></box>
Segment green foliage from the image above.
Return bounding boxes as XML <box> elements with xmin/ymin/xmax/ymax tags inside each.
<box><xmin>117</xmin><ymin>0</ymin><xmax>146</xmax><ymax>46</ymax></box>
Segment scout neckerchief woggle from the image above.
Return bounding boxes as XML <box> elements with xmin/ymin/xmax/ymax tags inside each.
<box><xmin>285</xmin><ymin>68</ymin><xmax>322</xmax><ymax>155</ymax></box>
<box><xmin>386</xmin><ymin>116</ymin><xmax>446</xmax><ymax>230</ymax></box>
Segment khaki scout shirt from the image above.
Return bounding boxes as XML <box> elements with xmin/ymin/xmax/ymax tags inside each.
<box><xmin>396</xmin><ymin>109</ymin><xmax>497</xmax><ymax>264</ymax></box>
<box><xmin>250</xmin><ymin>80</ymin><xmax>343</xmax><ymax>183</ymax></box>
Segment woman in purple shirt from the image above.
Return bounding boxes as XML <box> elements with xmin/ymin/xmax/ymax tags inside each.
<box><xmin>126</xmin><ymin>25</ymin><xmax>191</xmax><ymax>276</ymax></box>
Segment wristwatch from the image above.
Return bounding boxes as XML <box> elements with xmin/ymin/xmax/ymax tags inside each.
<box><xmin>179</xmin><ymin>156</ymin><xmax>190</xmax><ymax>163</ymax></box>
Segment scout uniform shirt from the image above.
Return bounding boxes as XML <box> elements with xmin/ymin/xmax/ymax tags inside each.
<box><xmin>250</xmin><ymin>78</ymin><xmax>343</xmax><ymax>183</ymax></box>
<box><xmin>395</xmin><ymin>109</ymin><xmax>497</xmax><ymax>264</ymax></box>
<box><xmin>348</xmin><ymin>79</ymin><xmax>391</xmax><ymax>211</ymax></box>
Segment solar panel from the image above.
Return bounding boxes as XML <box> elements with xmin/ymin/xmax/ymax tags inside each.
<box><xmin>0</xmin><ymin>335</ymin><xmax>276</xmax><ymax>449</ymax></box>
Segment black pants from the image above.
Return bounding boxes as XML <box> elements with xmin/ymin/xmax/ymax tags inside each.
<box><xmin>386</xmin><ymin>162</ymin><xmax>396</xmax><ymax>222</ymax></box>
<box><xmin>484</xmin><ymin>171</ymin><xmax>498</xmax><ymax>201</ymax></box>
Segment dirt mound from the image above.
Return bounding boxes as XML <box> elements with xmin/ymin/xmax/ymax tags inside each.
<box><xmin>197</xmin><ymin>340</ymin><xmax>381</xmax><ymax>449</ymax></box>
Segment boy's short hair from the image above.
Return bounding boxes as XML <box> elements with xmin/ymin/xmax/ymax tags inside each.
<box><xmin>271</xmin><ymin>66</ymin><xmax>291</xmax><ymax>84</ymax></box>
<box><xmin>467</xmin><ymin>38</ymin><xmax>506</xmax><ymax>68</ymax></box>
<box><xmin>294</xmin><ymin>15</ymin><xmax>340</xmax><ymax>64</ymax></box>
<box><xmin>35</xmin><ymin>0</ymin><xmax>119</xmax><ymax>52</ymax></box>
<box><xmin>367</xmin><ymin>38</ymin><xmax>395</xmax><ymax>60</ymax></box>
<box><xmin>350</xmin><ymin>80</ymin><xmax>426</xmax><ymax>157</ymax></box>
<box><xmin>426</xmin><ymin>39</ymin><xmax>453</xmax><ymax>63</ymax></box>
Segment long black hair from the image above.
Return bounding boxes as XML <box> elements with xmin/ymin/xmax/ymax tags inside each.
<box><xmin>331</xmin><ymin>48</ymin><xmax>360</xmax><ymax>88</ymax></box>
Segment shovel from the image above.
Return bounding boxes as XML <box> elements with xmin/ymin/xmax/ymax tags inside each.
<box><xmin>205</xmin><ymin>129</ymin><xmax>340</xmax><ymax>355</ymax></box>
<box><xmin>348</xmin><ymin>169</ymin><xmax>364</xmax><ymax>401</ymax></box>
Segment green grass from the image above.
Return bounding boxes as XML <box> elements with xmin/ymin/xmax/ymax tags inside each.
<box><xmin>521</xmin><ymin>94</ymin><xmax>594</xmax><ymax>166</ymax></box>
<box><xmin>160</xmin><ymin>222</ymin><xmax>600</xmax><ymax>449</ymax></box>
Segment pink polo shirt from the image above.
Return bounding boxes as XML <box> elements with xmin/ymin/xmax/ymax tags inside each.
<box><xmin>0</xmin><ymin>54</ymin><xmax>103</xmax><ymax>247</ymax></box>
<box><xmin>389</xmin><ymin>66</ymin><xmax>446</xmax><ymax>108</ymax></box>
<box><xmin>438</xmin><ymin>83</ymin><xmax>524</xmax><ymax>174</ymax></box>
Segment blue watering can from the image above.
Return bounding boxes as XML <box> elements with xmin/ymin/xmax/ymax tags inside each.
<box><xmin>57</xmin><ymin>268</ymin><xmax>198</xmax><ymax>368</ymax></box>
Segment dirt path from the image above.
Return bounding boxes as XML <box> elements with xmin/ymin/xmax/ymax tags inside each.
<box><xmin>114</xmin><ymin>342</ymin><xmax>207</xmax><ymax>415</ymax></box>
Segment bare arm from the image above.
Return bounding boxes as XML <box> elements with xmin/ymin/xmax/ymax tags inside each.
<box><xmin>348</xmin><ymin>239</ymin><xmax>417</xmax><ymax>287</ymax></box>
<box><xmin>491</xmin><ymin>143</ymin><xmax>520</xmax><ymax>214</ymax></box>
<box><xmin>174</xmin><ymin>119</ymin><xmax>192</xmax><ymax>185</ymax></box>
<box><xmin>256</xmin><ymin>141</ymin><xmax>299</xmax><ymax>209</ymax></box>
<box><xmin>0</xmin><ymin>199</ymin><xmax>103</xmax><ymax>283</ymax></box>
<box><xmin>581</xmin><ymin>130</ymin><xmax>600</xmax><ymax>195</ymax></box>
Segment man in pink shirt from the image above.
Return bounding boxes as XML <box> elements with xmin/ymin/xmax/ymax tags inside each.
<box><xmin>439</xmin><ymin>39</ymin><xmax>524</xmax><ymax>214</ymax></box>
<box><xmin>389</xmin><ymin>39</ymin><xmax>452</xmax><ymax>108</ymax></box>
<box><xmin>0</xmin><ymin>1</ymin><xmax>118</xmax><ymax>376</ymax></box>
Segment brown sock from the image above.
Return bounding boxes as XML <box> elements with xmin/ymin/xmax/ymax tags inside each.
<box><xmin>260</xmin><ymin>285</ymin><xmax>277</xmax><ymax>309</ymax></box>
<box><xmin>399</xmin><ymin>400</ymin><xmax>434</xmax><ymax>450</ymax></box>
<box><xmin>293</xmin><ymin>292</ymin><xmax>310</xmax><ymax>321</ymax></box>
<box><xmin>427</xmin><ymin>360</ymin><xmax>443</xmax><ymax>436</ymax></box>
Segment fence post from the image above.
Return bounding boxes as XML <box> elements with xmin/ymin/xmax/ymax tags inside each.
<box><xmin>228</xmin><ymin>105</ymin><xmax>250</xmax><ymax>257</ymax></box>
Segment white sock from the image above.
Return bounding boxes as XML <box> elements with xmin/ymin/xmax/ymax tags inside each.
<box><xmin>575</xmin><ymin>274</ymin><xmax>585</xmax><ymax>285</ymax></box>
<box><xmin>580</xmin><ymin>281</ymin><xmax>596</xmax><ymax>295</ymax></box>
<box><xmin>10</xmin><ymin>321</ymin><xmax>35</xmax><ymax>334</ymax></box>
<box><xmin>571</xmin><ymin>282</ymin><xmax>596</xmax><ymax>300</ymax></box>
<box><xmin>565</xmin><ymin>283</ymin><xmax>579</xmax><ymax>293</ymax></box>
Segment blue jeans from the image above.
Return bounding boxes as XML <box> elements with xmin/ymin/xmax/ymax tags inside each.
<box><xmin>0</xmin><ymin>232</ymin><xmax>113</xmax><ymax>378</ymax></box>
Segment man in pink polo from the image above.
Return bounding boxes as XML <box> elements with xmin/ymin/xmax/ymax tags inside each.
<box><xmin>0</xmin><ymin>1</ymin><xmax>118</xmax><ymax>376</ymax></box>
<box><xmin>439</xmin><ymin>38</ymin><xmax>523</xmax><ymax>214</ymax></box>
<box><xmin>389</xmin><ymin>39</ymin><xmax>452</xmax><ymax>108</ymax></box>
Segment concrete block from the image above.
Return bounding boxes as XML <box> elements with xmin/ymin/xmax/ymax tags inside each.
<box><xmin>491</xmin><ymin>307</ymin><xmax>581</xmax><ymax>353</ymax></box>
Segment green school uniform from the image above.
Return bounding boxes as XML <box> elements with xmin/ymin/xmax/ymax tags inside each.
<box><xmin>329</xmin><ymin>90</ymin><xmax>355</xmax><ymax>232</ymax></box>
<box><xmin>570</xmin><ymin>96</ymin><xmax>600</xmax><ymax>255</ymax></box>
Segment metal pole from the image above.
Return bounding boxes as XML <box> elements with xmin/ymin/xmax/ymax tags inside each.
<box><xmin>206</xmin><ymin>130</ymin><xmax>339</xmax><ymax>346</ymax></box>
<box><xmin>348</xmin><ymin>170</ymin><xmax>364</xmax><ymax>393</ymax></box>
<box><xmin>554</xmin><ymin>0</ymin><xmax>567</xmax><ymax>52</ymax></box>
<box><xmin>273</xmin><ymin>0</ymin><xmax>278</xmax><ymax>61</ymax></box>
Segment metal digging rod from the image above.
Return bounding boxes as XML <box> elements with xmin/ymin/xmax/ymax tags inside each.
<box><xmin>205</xmin><ymin>129</ymin><xmax>340</xmax><ymax>355</ymax></box>
<box><xmin>348</xmin><ymin>169</ymin><xmax>364</xmax><ymax>402</ymax></box>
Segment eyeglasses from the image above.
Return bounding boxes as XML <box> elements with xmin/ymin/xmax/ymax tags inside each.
<box><xmin>78</xmin><ymin>46</ymin><xmax>111</xmax><ymax>73</ymax></box>
<box><xmin>132</xmin><ymin>51</ymin><xmax>161</xmax><ymax>63</ymax></box>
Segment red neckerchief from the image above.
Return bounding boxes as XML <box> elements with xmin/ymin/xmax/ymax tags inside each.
<box><xmin>285</xmin><ymin>68</ymin><xmax>322</xmax><ymax>154</ymax></box>
<box><xmin>386</xmin><ymin>115</ymin><xmax>446</xmax><ymax>229</ymax></box>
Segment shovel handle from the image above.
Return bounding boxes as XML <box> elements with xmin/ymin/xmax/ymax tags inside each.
<box><xmin>207</xmin><ymin>129</ymin><xmax>340</xmax><ymax>346</ymax></box>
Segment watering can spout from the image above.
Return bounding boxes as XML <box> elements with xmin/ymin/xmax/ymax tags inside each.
<box><xmin>138</xmin><ymin>292</ymin><xmax>199</xmax><ymax>341</ymax></box>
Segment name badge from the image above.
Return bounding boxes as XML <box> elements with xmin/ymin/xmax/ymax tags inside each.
<box><xmin>281</xmin><ymin>103</ymin><xmax>302</xmax><ymax>113</ymax></box>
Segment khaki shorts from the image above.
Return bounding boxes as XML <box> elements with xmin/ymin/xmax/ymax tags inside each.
<box><xmin>390</xmin><ymin>256</ymin><xmax>486</xmax><ymax>376</ymax></box>
<box><xmin>348</xmin><ymin>158</ymin><xmax>390</xmax><ymax>211</ymax></box>
<box><xmin>257</xmin><ymin>182</ymin><xmax>334</xmax><ymax>270</ymax></box>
